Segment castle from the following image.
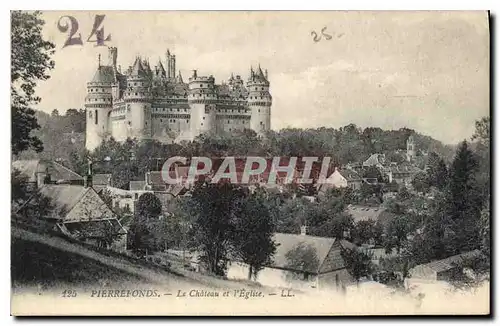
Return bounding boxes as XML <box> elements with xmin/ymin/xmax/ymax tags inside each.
<box><xmin>85</xmin><ymin>47</ymin><xmax>272</xmax><ymax>151</ymax></box>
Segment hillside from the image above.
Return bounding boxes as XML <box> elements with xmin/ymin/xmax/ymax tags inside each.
<box><xmin>11</xmin><ymin>226</ymin><xmax>261</xmax><ymax>294</ymax></box>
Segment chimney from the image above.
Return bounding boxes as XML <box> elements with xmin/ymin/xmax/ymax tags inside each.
<box><xmin>300</xmin><ymin>225</ymin><xmax>308</xmax><ymax>236</ymax></box>
<box><xmin>84</xmin><ymin>159</ymin><xmax>93</xmax><ymax>188</ymax></box>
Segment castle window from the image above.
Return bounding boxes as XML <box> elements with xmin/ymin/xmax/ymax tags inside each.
<box><xmin>89</xmin><ymin>111</ymin><xmax>93</xmax><ymax>118</ymax></box>
<box><xmin>258</xmin><ymin>109</ymin><xmax>260</xmax><ymax>113</ymax></box>
<box><xmin>173</xmin><ymin>119</ymin><xmax>176</xmax><ymax>122</ymax></box>
<box><xmin>261</xmin><ymin>87</ymin><xmax>264</xmax><ymax>90</ymax></box>
<box><xmin>135</xmin><ymin>93</ymin><xmax>138</xmax><ymax>96</ymax></box>
<box><xmin>95</xmin><ymin>110</ymin><xmax>98</xmax><ymax>125</ymax></box>
<box><xmin>160</xmin><ymin>119</ymin><xmax>162</xmax><ymax>122</ymax></box>
<box><xmin>201</xmin><ymin>123</ymin><xmax>203</xmax><ymax>126</ymax></box>
<box><xmin>200</xmin><ymin>84</ymin><xmax>203</xmax><ymax>88</ymax></box>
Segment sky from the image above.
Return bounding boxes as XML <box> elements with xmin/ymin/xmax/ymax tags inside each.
<box><xmin>35</xmin><ymin>11</ymin><xmax>490</xmax><ymax>145</ymax></box>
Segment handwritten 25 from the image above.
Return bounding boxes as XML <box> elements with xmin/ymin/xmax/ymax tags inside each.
<box><xmin>311</xmin><ymin>27</ymin><xmax>344</xmax><ymax>43</ymax></box>
<box><xmin>57</xmin><ymin>14</ymin><xmax>111</xmax><ymax>48</ymax></box>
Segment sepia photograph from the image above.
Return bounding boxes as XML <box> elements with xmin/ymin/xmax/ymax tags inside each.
<box><xmin>10</xmin><ymin>10</ymin><xmax>491</xmax><ymax>316</ymax></box>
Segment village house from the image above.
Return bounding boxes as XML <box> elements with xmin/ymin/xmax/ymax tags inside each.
<box><xmin>384</xmin><ymin>163</ymin><xmax>421</xmax><ymax>186</ymax></box>
<box><xmin>13</xmin><ymin>160</ymin><xmax>128</xmax><ymax>251</ymax></box>
<box><xmin>92</xmin><ymin>173</ymin><xmax>112</xmax><ymax>192</ymax></box>
<box><xmin>227</xmin><ymin>227</ymin><xmax>356</xmax><ymax>291</ymax></box>
<box><xmin>363</xmin><ymin>154</ymin><xmax>386</xmax><ymax>169</ymax></box>
<box><xmin>317</xmin><ymin>167</ymin><xmax>363</xmax><ymax>195</ymax></box>
<box><xmin>12</xmin><ymin>159</ymin><xmax>84</xmax><ymax>189</ymax></box>
<box><xmin>35</xmin><ymin>183</ymin><xmax>127</xmax><ymax>251</ymax></box>
<box><xmin>346</xmin><ymin>205</ymin><xmax>395</xmax><ymax>225</ymax></box>
<box><xmin>346</xmin><ymin>205</ymin><xmax>398</xmax><ymax>263</ymax></box>
<box><xmin>407</xmin><ymin>250</ymin><xmax>484</xmax><ymax>288</ymax></box>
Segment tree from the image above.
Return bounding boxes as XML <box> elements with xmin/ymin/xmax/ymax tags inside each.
<box><xmin>479</xmin><ymin>202</ymin><xmax>490</xmax><ymax>256</ymax></box>
<box><xmin>11</xmin><ymin>11</ymin><xmax>55</xmax><ymax>156</ymax></box>
<box><xmin>129</xmin><ymin>193</ymin><xmax>163</xmax><ymax>254</ymax></box>
<box><xmin>445</xmin><ymin>141</ymin><xmax>483</xmax><ymax>253</ymax></box>
<box><xmin>426</xmin><ymin>152</ymin><xmax>448</xmax><ymax>190</ymax></box>
<box><xmin>379</xmin><ymin>255</ymin><xmax>415</xmax><ymax>284</ymax></box>
<box><xmin>312</xmin><ymin>212</ymin><xmax>354</xmax><ymax>239</ymax></box>
<box><xmin>231</xmin><ymin>194</ymin><xmax>277</xmax><ymax>280</ymax></box>
<box><xmin>11</xmin><ymin>169</ymin><xmax>30</xmax><ymax>207</ymax></box>
<box><xmin>396</xmin><ymin>186</ymin><xmax>411</xmax><ymax>201</ymax></box>
<box><xmin>471</xmin><ymin>117</ymin><xmax>490</xmax><ymax>205</ymax></box>
<box><xmin>471</xmin><ymin>116</ymin><xmax>490</xmax><ymax>146</ymax></box>
<box><xmin>383</xmin><ymin>215</ymin><xmax>413</xmax><ymax>254</ymax></box>
<box><xmin>136</xmin><ymin>193</ymin><xmax>162</xmax><ymax>220</ymax></box>
<box><xmin>340</xmin><ymin>246</ymin><xmax>374</xmax><ymax>284</ymax></box>
<box><xmin>351</xmin><ymin>220</ymin><xmax>383</xmax><ymax>246</ymax></box>
<box><xmin>189</xmin><ymin>182</ymin><xmax>245</xmax><ymax>276</ymax></box>
<box><xmin>284</xmin><ymin>243</ymin><xmax>320</xmax><ymax>280</ymax></box>
<box><xmin>411</xmin><ymin>172</ymin><xmax>431</xmax><ymax>193</ymax></box>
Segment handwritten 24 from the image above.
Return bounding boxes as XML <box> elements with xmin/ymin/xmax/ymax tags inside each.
<box><xmin>57</xmin><ymin>14</ymin><xmax>111</xmax><ymax>48</ymax></box>
<box><xmin>311</xmin><ymin>27</ymin><xmax>344</xmax><ymax>43</ymax></box>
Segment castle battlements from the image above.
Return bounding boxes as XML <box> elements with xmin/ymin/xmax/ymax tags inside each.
<box><xmin>84</xmin><ymin>47</ymin><xmax>272</xmax><ymax>151</ymax></box>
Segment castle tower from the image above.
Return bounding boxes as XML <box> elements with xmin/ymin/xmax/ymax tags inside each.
<box><xmin>166</xmin><ymin>49</ymin><xmax>176</xmax><ymax>80</ymax></box>
<box><xmin>85</xmin><ymin>54</ymin><xmax>115</xmax><ymax>151</ymax></box>
<box><xmin>247</xmin><ymin>65</ymin><xmax>272</xmax><ymax>135</ymax></box>
<box><xmin>108</xmin><ymin>46</ymin><xmax>117</xmax><ymax>68</ymax></box>
<box><xmin>123</xmin><ymin>57</ymin><xmax>152</xmax><ymax>140</ymax></box>
<box><xmin>406</xmin><ymin>135</ymin><xmax>416</xmax><ymax>162</ymax></box>
<box><xmin>188</xmin><ymin>70</ymin><xmax>217</xmax><ymax>138</ymax></box>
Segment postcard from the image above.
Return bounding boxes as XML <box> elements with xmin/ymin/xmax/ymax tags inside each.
<box><xmin>11</xmin><ymin>10</ymin><xmax>490</xmax><ymax>316</ymax></box>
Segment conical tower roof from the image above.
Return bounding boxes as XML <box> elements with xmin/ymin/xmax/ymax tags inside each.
<box><xmin>176</xmin><ymin>71</ymin><xmax>184</xmax><ymax>84</ymax></box>
<box><xmin>91</xmin><ymin>65</ymin><xmax>116</xmax><ymax>83</ymax></box>
<box><xmin>129</xmin><ymin>57</ymin><xmax>148</xmax><ymax>78</ymax></box>
<box><xmin>255</xmin><ymin>65</ymin><xmax>268</xmax><ymax>82</ymax></box>
<box><xmin>157</xmin><ymin>59</ymin><xmax>166</xmax><ymax>75</ymax></box>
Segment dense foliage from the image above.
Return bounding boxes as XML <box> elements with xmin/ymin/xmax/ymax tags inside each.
<box><xmin>11</xmin><ymin>11</ymin><xmax>55</xmax><ymax>156</ymax></box>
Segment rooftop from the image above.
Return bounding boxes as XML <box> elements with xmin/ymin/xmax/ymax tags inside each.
<box><xmin>346</xmin><ymin>205</ymin><xmax>395</xmax><ymax>224</ymax></box>
<box><xmin>270</xmin><ymin>233</ymin><xmax>354</xmax><ymax>274</ymax></box>
<box><xmin>91</xmin><ymin>65</ymin><xmax>116</xmax><ymax>84</ymax></box>
<box><xmin>411</xmin><ymin>250</ymin><xmax>483</xmax><ymax>274</ymax></box>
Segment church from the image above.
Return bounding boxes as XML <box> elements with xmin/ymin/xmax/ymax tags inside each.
<box><xmin>85</xmin><ymin>47</ymin><xmax>272</xmax><ymax>151</ymax></box>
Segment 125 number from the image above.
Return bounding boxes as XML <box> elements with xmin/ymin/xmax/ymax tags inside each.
<box><xmin>61</xmin><ymin>289</ymin><xmax>78</xmax><ymax>297</ymax></box>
